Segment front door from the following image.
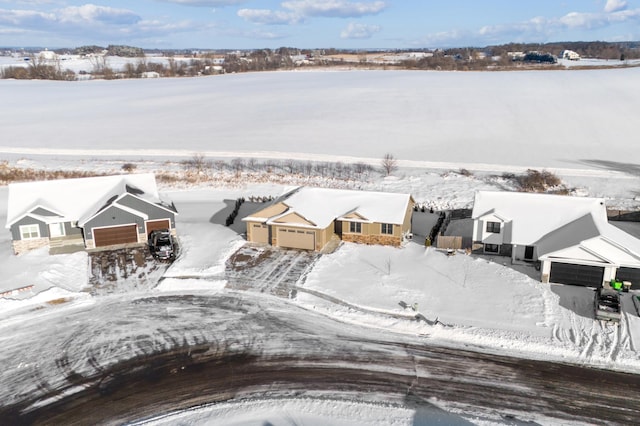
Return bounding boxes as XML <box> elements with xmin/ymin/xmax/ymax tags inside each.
<box><xmin>49</xmin><ymin>223</ymin><xmax>65</xmax><ymax>238</ymax></box>
<box><xmin>524</xmin><ymin>245</ymin><xmax>534</xmax><ymax>261</ymax></box>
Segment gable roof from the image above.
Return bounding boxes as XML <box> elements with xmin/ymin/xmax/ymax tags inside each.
<box><xmin>539</xmin><ymin>223</ymin><xmax>640</xmax><ymax>268</ymax></box>
<box><xmin>244</xmin><ymin>187</ymin><xmax>413</xmax><ymax>229</ymax></box>
<box><xmin>6</xmin><ymin>174</ymin><xmax>169</xmax><ymax>229</ymax></box>
<box><xmin>472</xmin><ymin>191</ymin><xmax>607</xmax><ymax>245</ymax></box>
<box><xmin>473</xmin><ymin>191</ymin><xmax>640</xmax><ymax>267</ymax></box>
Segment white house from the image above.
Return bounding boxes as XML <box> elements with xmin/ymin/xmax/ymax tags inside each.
<box><xmin>561</xmin><ymin>50</ymin><xmax>581</xmax><ymax>61</ymax></box>
<box><xmin>472</xmin><ymin>191</ymin><xmax>640</xmax><ymax>288</ymax></box>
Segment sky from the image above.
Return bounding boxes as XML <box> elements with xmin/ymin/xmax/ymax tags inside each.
<box><xmin>0</xmin><ymin>0</ymin><xmax>639</xmax><ymax>50</ymax></box>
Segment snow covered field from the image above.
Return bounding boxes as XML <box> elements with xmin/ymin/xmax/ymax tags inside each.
<box><xmin>1</xmin><ymin>68</ymin><xmax>640</xmax><ymax>424</ymax></box>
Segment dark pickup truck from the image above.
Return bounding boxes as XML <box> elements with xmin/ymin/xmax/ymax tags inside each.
<box><xmin>594</xmin><ymin>287</ymin><xmax>621</xmax><ymax>322</ymax></box>
<box><xmin>148</xmin><ymin>229</ymin><xmax>176</xmax><ymax>261</ymax></box>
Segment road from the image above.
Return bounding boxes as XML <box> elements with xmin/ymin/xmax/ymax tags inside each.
<box><xmin>0</xmin><ymin>292</ymin><xmax>639</xmax><ymax>425</ymax></box>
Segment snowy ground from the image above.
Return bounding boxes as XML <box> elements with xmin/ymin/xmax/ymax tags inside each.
<box><xmin>2</xmin><ymin>68</ymin><xmax>640</xmax><ymax>424</ymax></box>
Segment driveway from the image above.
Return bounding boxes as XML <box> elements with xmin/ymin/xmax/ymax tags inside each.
<box><xmin>225</xmin><ymin>245</ymin><xmax>319</xmax><ymax>297</ymax></box>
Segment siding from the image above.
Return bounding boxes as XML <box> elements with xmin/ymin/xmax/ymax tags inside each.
<box><xmin>64</xmin><ymin>222</ymin><xmax>83</xmax><ymax>236</ymax></box>
<box><xmin>31</xmin><ymin>207</ymin><xmax>59</xmax><ymax>216</ymax></box>
<box><xmin>82</xmin><ymin>205</ymin><xmax>145</xmax><ymax>239</ymax></box>
<box><xmin>401</xmin><ymin>199</ymin><xmax>414</xmax><ymax>234</ymax></box>
<box><xmin>117</xmin><ymin>194</ymin><xmax>176</xmax><ymax>227</ymax></box>
<box><xmin>10</xmin><ymin>216</ymin><xmax>48</xmax><ymax>241</ymax></box>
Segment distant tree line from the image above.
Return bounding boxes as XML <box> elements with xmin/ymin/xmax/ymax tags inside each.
<box><xmin>2</xmin><ymin>41</ymin><xmax>639</xmax><ymax>80</ymax></box>
<box><xmin>179</xmin><ymin>154</ymin><xmax>378</xmax><ymax>182</ymax></box>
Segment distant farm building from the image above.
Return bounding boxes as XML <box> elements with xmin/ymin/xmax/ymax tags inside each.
<box><xmin>561</xmin><ymin>50</ymin><xmax>581</xmax><ymax>61</ymax></box>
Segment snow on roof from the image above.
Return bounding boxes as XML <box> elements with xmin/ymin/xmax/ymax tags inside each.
<box><xmin>476</xmin><ymin>191</ymin><xmax>640</xmax><ymax>266</ymax></box>
<box><xmin>6</xmin><ymin>174</ymin><xmax>160</xmax><ymax>228</ymax></box>
<box><xmin>247</xmin><ymin>187</ymin><xmax>412</xmax><ymax>229</ymax></box>
<box><xmin>472</xmin><ymin>191</ymin><xmax>607</xmax><ymax>245</ymax></box>
<box><xmin>535</xmin><ymin>213</ymin><xmax>601</xmax><ymax>257</ymax></box>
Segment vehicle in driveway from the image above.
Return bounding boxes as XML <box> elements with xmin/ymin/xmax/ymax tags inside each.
<box><xmin>594</xmin><ymin>287</ymin><xmax>621</xmax><ymax>322</ymax></box>
<box><xmin>148</xmin><ymin>229</ymin><xmax>176</xmax><ymax>261</ymax></box>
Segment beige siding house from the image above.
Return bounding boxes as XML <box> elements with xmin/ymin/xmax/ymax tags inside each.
<box><xmin>243</xmin><ymin>187</ymin><xmax>414</xmax><ymax>251</ymax></box>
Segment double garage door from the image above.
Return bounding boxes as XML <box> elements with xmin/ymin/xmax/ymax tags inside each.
<box><xmin>278</xmin><ymin>228</ymin><xmax>315</xmax><ymax>250</ymax></box>
<box><xmin>549</xmin><ymin>262</ymin><xmax>604</xmax><ymax>287</ymax></box>
<box><xmin>93</xmin><ymin>225</ymin><xmax>138</xmax><ymax>248</ymax></box>
<box><xmin>93</xmin><ymin>220</ymin><xmax>171</xmax><ymax>248</ymax></box>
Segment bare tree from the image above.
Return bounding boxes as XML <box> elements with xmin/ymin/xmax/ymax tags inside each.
<box><xmin>231</xmin><ymin>158</ymin><xmax>245</xmax><ymax>176</ymax></box>
<box><xmin>182</xmin><ymin>153</ymin><xmax>210</xmax><ymax>177</ymax></box>
<box><xmin>381</xmin><ymin>153</ymin><xmax>398</xmax><ymax>176</ymax></box>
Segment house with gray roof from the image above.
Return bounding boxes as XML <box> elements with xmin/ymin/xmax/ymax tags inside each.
<box><xmin>6</xmin><ymin>174</ymin><xmax>177</xmax><ymax>255</ymax></box>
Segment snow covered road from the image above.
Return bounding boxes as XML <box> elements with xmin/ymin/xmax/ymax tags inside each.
<box><xmin>1</xmin><ymin>292</ymin><xmax>639</xmax><ymax>424</ymax></box>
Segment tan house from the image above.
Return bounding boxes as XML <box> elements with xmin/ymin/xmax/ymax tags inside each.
<box><xmin>243</xmin><ymin>187</ymin><xmax>414</xmax><ymax>251</ymax></box>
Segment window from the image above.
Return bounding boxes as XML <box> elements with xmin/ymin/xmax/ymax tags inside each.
<box><xmin>486</xmin><ymin>221</ymin><xmax>501</xmax><ymax>233</ymax></box>
<box><xmin>20</xmin><ymin>224</ymin><xmax>40</xmax><ymax>240</ymax></box>
<box><xmin>381</xmin><ymin>223</ymin><xmax>393</xmax><ymax>235</ymax></box>
<box><xmin>349</xmin><ymin>222</ymin><xmax>362</xmax><ymax>233</ymax></box>
<box><xmin>484</xmin><ymin>243</ymin><xmax>499</xmax><ymax>253</ymax></box>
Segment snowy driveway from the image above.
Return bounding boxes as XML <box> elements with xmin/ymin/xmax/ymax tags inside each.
<box><xmin>0</xmin><ymin>292</ymin><xmax>639</xmax><ymax>424</ymax></box>
<box><xmin>225</xmin><ymin>245</ymin><xmax>319</xmax><ymax>297</ymax></box>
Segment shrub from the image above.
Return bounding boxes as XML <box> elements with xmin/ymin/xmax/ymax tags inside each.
<box><xmin>121</xmin><ymin>163</ymin><xmax>137</xmax><ymax>172</ymax></box>
<box><xmin>517</xmin><ymin>169</ymin><xmax>562</xmax><ymax>192</ymax></box>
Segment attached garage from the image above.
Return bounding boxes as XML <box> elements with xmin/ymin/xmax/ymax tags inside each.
<box><xmin>277</xmin><ymin>228</ymin><xmax>315</xmax><ymax>250</ymax></box>
<box><xmin>145</xmin><ymin>219</ymin><xmax>171</xmax><ymax>236</ymax></box>
<box><xmin>251</xmin><ymin>223</ymin><xmax>269</xmax><ymax>244</ymax></box>
<box><xmin>549</xmin><ymin>262</ymin><xmax>605</xmax><ymax>287</ymax></box>
<box><xmin>93</xmin><ymin>224</ymin><xmax>138</xmax><ymax>248</ymax></box>
<box><xmin>615</xmin><ymin>267</ymin><xmax>640</xmax><ymax>290</ymax></box>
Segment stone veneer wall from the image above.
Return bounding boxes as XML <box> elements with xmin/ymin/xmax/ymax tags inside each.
<box><xmin>12</xmin><ymin>237</ymin><xmax>49</xmax><ymax>255</ymax></box>
<box><xmin>342</xmin><ymin>234</ymin><xmax>400</xmax><ymax>247</ymax></box>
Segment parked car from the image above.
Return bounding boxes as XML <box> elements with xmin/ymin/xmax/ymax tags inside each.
<box><xmin>148</xmin><ymin>229</ymin><xmax>175</xmax><ymax>261</ymax></box>
<box><xmin>594</xmin><ymin>287</ymin><xmax>621</xmax><ymax>322</ymax></box>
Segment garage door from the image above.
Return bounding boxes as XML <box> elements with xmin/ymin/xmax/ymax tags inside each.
<box><xmin>251</xmin><ymin>224</ymin><xmax>269</xmax><ymax>244</ymax></box>
<box><xmin>93</xmin><ymin>225</ymin><xmax>138</xmax><ymax>247</ymax></box>
<box><xmin>615</xmin><ymin>267</ymin><xmax>640</xmax><ymax>290</ymax></box>
<box><xmin>277</xmin><ymin>228</ymin><xmax>315</xmax><ymax>250</ymax></box>
<box><xmin>146</xmin><ymin>219</ymin><xmax>171</xmax><ymax>236</ymax></box>
<box><xmin>549</xmin><ymin>262</ymin><xmax>604</xmax><ymax>287</ymax></box>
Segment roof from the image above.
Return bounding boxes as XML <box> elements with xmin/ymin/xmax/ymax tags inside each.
<box><xmin>244</xmin><ymin>187</ymin><xmax>413</xmax><ymax>229</ymax></box>
<box><xmin>6</xmin><ymin>174</ymin><xmax>169</xmax><ymax>229</ymax></box>
<box><xmin>472</xmin><ymin>191</ymin><xmax>607</xmax><ymax>245</ymax></box>
<box><xmin>472</xmin><ymin>191</ymin><xmax>640</xmax><ymax>267</ymax></box>
<box><xmin>539</xmin><ymin>220</ymin><xmax>640</xmax><ymax>268</ymax></box>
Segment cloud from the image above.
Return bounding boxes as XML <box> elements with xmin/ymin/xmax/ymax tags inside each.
<box><xmin>281</xmin><ymin>0</ymin><xmax>386</xmax><ymax>18</ymax></box>
<box><xmin>436</xmin><ymin>5</ymin><xmax>640</xmax><ymax>47</ymax></box>
<box><xmin>0</xmin><ymin>4</ymin><xmax>141</xmax><ymax>28</ymax></box>
<box><xmin>57</xmin><ymin>4</ymin><xmax>141</xmax><ymax>25</ymax></box>
<box><xmin>237</xmin><ymin>8</ymin><xmax>301</xmax><ymax>25</ymax></box>
<box><xmin>340</xmin><ymin>22</ymin><xmax>380</xmax><ymax>39</ymax></box>
<box><xmin>604</xmin><ymin>0</ymin><xmax>628</xmax><ymax>13</ymax></box>
<box><xmin>411</xmin><ymin>4</ymin><xmax>640</xmax><ymax>49</ymax></box>
<box><xmin>239</xmin><ymin>0</ymin><xmax>387</xmax><ymax>25</ymax></box>
<box><xmin>0</xmin><ymin>4</ymin><xmax>208</xmax><ymax>44</ymax></box>
<box><xmin>154</xmin><ymin>0</ymin><xmax>246</xmax><ymax>6</ymax></box>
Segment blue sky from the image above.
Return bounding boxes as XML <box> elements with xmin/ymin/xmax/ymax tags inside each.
<box><xmin>1</xmin><ymin>0</ymin><xmax>639</xmax><ymax>49</ymax></box>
